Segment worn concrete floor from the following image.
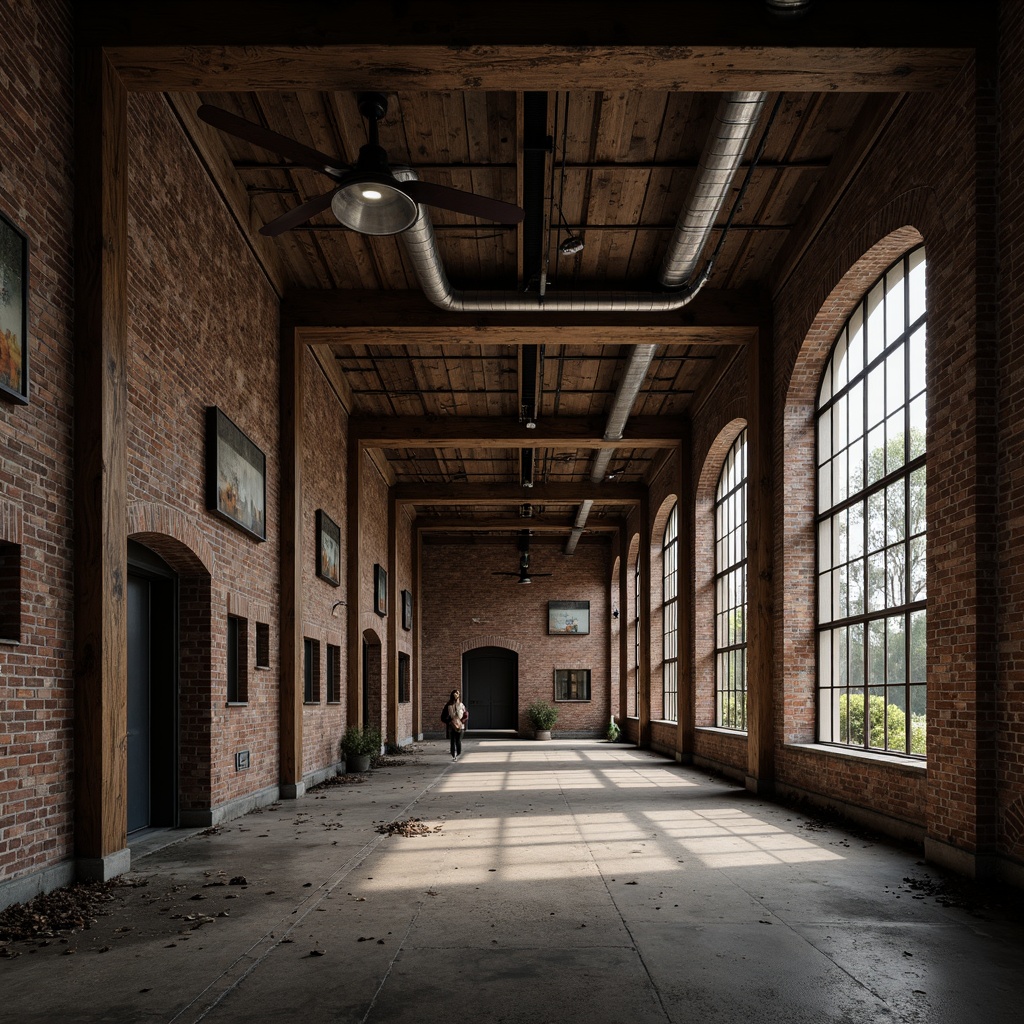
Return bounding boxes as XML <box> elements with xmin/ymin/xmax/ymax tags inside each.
<box><xmin>2</xmin><ymin>739</ymin><xmax>1022</xmax><ymax>1024</ymax></box>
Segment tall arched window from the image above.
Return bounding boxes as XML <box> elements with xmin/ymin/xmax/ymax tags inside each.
<box><xmin>715</xmin><ymin>430</ymin><xmax>747</xmax><ymax>730</ymax></box>
<box><xmin>817</xmin><ymin>247</ymin><xmax>926</xmax><ymax>756</ymax></box>
<box><xmin>662</xmin><ymin>504</ymin><xmax>678</xmax><ymax>722</ymax></box>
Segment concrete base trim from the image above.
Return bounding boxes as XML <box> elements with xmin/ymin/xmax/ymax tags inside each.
<box><xmin>0</xmin><ymin>858</ymin><xmax>77</xmax><ymax>912</ymax></box>
<box><xmin>279</xmin><ymin>782</ymin><xmax>305</xmax><ymax>800</ymax></box>
<box><xmin>302</xmin><ymin>760</ymin><xmax>344</xmax><ymax>789</ymax></box>
<box><xmin>179</xmin><ymin>783</ymin><xmax>281</xmax><ymax>827</ymax></box>
<box><xmin>775</xmin><ymin>780</ymin><xmax>926</xmax><ymax>845</ymax></box>
<box><xmin>77</xmin><ymin>847</ymin><xmax>132</xmax><ymax>883</ymax></box>
<box><xmin>693</xmin><ymin>753</ymin><xmax>746</xmax><ymax>784</ymax></box>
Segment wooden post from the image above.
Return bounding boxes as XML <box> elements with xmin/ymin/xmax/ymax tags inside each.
<box><xmin>73</xmin><ymin>49</ymin><xmax>130</xmax><ymax>879</ymax></box>
<box><xmin>346</xmin><ymin>430</ymin><xmax>363</xmax><ymax>725</ymax></box>
<box><xmin>385</xmin><ymin>490</ymin><xmax>399</xmax><ymax>748</ymax></box>
<box><xmin>638</xmin><ymin>491</ymin><xmax>652</xmax><ymax>747</ymax></box>
<box><xmin>676</xmin><ymin>419</ymin><xmax>695</xmax><ymax>760</ymax></box>
<box><xmin>413</xmin><ymin>527</ymin><xmax>423</xmax><ymax>739</ymax></box>
<box><xmin>746</xmin><ymin>326</ymin><xmax>776</xmax><ymax>794</ymax></box>
<box><xmin>279</xmin><ymin>324</ymin><xmax>304</xmax><ymax>797</ymax></box>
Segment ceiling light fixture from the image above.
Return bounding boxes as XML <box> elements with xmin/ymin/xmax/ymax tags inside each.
<box><xmin>558</xmin><ymin>234</ymin><xmax>584</xmax><ymax>256</ymax></box>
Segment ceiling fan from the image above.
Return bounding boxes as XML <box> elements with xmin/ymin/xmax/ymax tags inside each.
<box><xmin>493</xmin><ymin>533</ymin><xmax>553</xmax><ymax>585</ymax></box>
<box><xmin>197</xmin><ymin>93</ymin><xmax>525</xmax><ymax>237</ymax></box>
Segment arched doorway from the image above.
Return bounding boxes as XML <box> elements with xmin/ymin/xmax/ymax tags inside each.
<box><xmin>127</xmin><ymin>540</ymin><xmax>177</xmax><ymax>832</ymax></box>
<box><xmin>463</xmin><ymin>647</ymin><xmax>518</xmax><ymax>729</ymax></box>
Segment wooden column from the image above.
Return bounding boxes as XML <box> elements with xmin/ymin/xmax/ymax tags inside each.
<box><xmin>638</xmin><ymin>491</ymin><xmax>652</xmax><ymax>747</ymax></box>
<box><xmin>413</xmin><ymin>527</ymin><xmax>423</xmax><ymax>739</ymax></box>
<box><xmin>385</xmin><ymin>490</ymin><xmax>399</xmax><ymax>748</ymax></box>
<box><xmin>746</xmin><ymin>327</ymin><xmax>776</xmax><ymax>794</ymax></box>
<box><xmin>278</xmin><ymin>325</ymin><xmax>303</xmax><ymax>797</ymax></box>
<box><xmin>676</xmin><ymin>420</ymin><xmax>695</xmax><ymax>760</ymax></box>
<box><xmin>346</xmin><ymin>432</ymin><xmax>363</xmax><ymax>725</ymax></box>
<box><xmin>73</xmin><ymin>49</ymin><xmax>130</xmax><ymax>878</ymax></box>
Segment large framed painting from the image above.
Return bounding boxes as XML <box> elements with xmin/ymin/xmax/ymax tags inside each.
<box><xmin>0</xmin><ymin>212</ymin><xmax>29</xmax><ymax>404</ymax></box>
<box><xmin>316</xmin><ymin>509</ymin><xmax>341</xmax><ymax>586</ymax></box>
<box><xmin>548</xmin><ymin>600</ymin><xmax>590</xmax><ymax>635</ymax></box>
<box><xmin>205</xmin><ymin>406</ymin><xmax>266</xmax><ymax>541</ymax></box>
<box><xmin>374</xmin><ymin>563</ymin><xmax>388</xmax><ymax>616</ymax></box>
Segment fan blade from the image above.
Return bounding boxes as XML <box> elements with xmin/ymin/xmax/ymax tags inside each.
<box><xmin>259</xmin><ymin>189</ymin><xmax>337</xmax><ymax>236</ymax></box>
<box><xmin>197</xmin><ymin>105</ymin><xmax>348</xmax><ymax>178</ymax></box>
<box><xmin>400</xmin><ymin>180</ymin><xmax>525</xmax><ymax>224</ymax></box>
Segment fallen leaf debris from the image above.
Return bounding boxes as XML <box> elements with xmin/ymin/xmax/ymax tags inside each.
<box><xmin>374</xmin><ymin>818</ymin><xmax>443</xmax><ymax>837</ymax></box>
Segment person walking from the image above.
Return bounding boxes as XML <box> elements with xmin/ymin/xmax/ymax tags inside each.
<box><xmin>444</xmin><ymin>688</ymin><xmax>468</xmax><ymax>761</ymax></box>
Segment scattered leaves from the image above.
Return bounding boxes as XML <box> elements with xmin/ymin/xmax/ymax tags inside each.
<box><xmin>374</xmin><ymin>818</ymin><xmax>442</xmax><ymax>838</ymax></box>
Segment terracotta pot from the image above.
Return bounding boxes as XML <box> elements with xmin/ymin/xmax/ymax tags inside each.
<box><xmin>534</xmin><ymin>729</ymin><xmax>552</xmax><ymax>741</ymax></box>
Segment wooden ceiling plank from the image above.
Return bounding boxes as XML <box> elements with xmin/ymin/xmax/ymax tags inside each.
<box><xmin>394</xmin><ymin>481</ymin><xmax>644</xmax><ymax>504</ymax></box>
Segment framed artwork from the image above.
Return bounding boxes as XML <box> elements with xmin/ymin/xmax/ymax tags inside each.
<box><xmin>401</xmin><ymin>589</ymin><xmax>412</xmax><ymax>630</ymax></box>
<box><xmin>374</xmin><ymin>563</ymin><xmax>387</xmax><ymax>616</ymax></box>
<box><xmin>554</xmin><ymin>668</ymin><xmax>592</xmax><ymax>701</ymax></box>
<box><xmin>0</xmin><ymin>212</ymin><xmax>29</xmax><ymax>404</ymax></box>
<box><xmin>316</xmin><ymin>509</ymin><xmax>341</xmax><ymax>586</ymax></box>
<box><xmin>548</xmin><ymin>600</ymin><xmax>590</xmax><ymax>635</ymax></box>
<box><xmin>205</xmin><ymin>406</ymin><xmax>266</xmax><ymax>541</ymax></box>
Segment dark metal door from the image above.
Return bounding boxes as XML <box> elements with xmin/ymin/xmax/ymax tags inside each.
<box><xmin>464</xmin><ymin>647</ymin><xmax>517</xmax><ymax>729</ymax></box>
<box><xmin>127</xmin><ymin>574</ymin><xmax>151</xmax><ymax>832</ymax></box>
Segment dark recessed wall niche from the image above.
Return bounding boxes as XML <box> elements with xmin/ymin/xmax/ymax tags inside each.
<box><xmin>0</xmin><ymin>541</ymin><xmax>21</xmax><ymax>643</ymax></box>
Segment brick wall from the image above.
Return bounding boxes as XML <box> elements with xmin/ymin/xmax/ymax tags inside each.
<box><xmin>127</xmin><ymin>91</ymin><xmax>282</xmax><ymax>812</ymax></box>
<box><xmin>0</xmin><ymin>0</ymin><xmax>75</xmax><ymax>886</ymax></box>
<box><xmin>421</xmin><ymin>537</ymin><xmax>611</xmax><ymax>736</ymax></box>
<box><xmin>358</xmin><ymin>452</ymin><xmax>390</xmax><ymax>740</ymax></box>
<box><xmin>300</xmin><ymin>349</ymin><xmax>347</xmax><ymax>773</ymax></box>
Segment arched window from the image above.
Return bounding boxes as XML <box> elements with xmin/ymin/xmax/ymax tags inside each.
<box><xmin>817</xmin><ymin>247</ymin><xmax>926</xmax><ymax>756</ymax></box>
<box><xmin>662</xmin><ymin>504</ymin><xmax>679</xmax><ymax>722</ymax></box>
<box><xmin>634</xmin><ymin>557</ymin><xmax>641</xmax><ymax>717</ymax></box>
<box><xmin>715</xmin><ymin>430</ymin><xmax>747</xmax><ymax>730</ymax></box>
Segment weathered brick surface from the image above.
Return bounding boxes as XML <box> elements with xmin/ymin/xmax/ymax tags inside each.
<box><xmin>126</xmin><ymin>91</ymin><xmax>282</xmax><ymax>812</ymax></box>
<box><xmin>0</xmin><ymin>0</ymin><xmax>75</xmax><ymax>884</ymax></box>
<box><xmin>421</xmin><ymin>538</ymin><xmax>611</xmax><ymax>735</ymax></box>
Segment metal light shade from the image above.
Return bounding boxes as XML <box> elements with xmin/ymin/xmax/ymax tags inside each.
<box><xmin>331</xmin><ymin>174</ymin><xmax>419</xmax><ymax>235</ymax></box>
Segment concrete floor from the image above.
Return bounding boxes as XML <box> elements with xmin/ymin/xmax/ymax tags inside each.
<box><xmin>2</xmin><ymin>739</ymin><xmax>1022</xmax><ymax>1024</ymax></box>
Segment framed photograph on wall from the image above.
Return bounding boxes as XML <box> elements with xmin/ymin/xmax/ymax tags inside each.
<box><xmin>548</xmin><ymin>600</ymin><xmax>590</xmax><ymax>635</ymax></box>
<box><xmin>374</xmin><ymin>563</ymin><xmax>387</xmax><ymax>616</ymax></box>
<box><xmin>0</xmin><ymin>211</ymin><xmax>29</xmax><ymax>404</ymax></box>
<box><xmin>554</xmin><ymin>668</ymin><xmax>592</xmax><ymax>701</ymax></box>
<box><xmin>205</xmin><ymin>406</ymin><xmax>266</xmax><ymax>541</ymax></box>
<box><xmin>401</xmin><ymin>589</ymin><xmax>412</xmax><ymax>630</ymax></box>
<box><xmin>316</xmin><ymin>509</ymin><xmax>341</xmax><ymax>586</ymax></box>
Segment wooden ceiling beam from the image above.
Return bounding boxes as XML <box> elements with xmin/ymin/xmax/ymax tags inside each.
<box><xmin>351</xmin><ymin>415</ymin><xmax>684</xmax><ymax>449</ymax></box>
<box><xmin>287</xmin><ymin>287</ymin><xmax>762</xmax><ymax>347</ymax></box>
<box><xmin>104</xmin><ymin>43</ymin><xmax>971</xmax><ymax>94</ymax></box>
<box><xmin>394</xmin><ymin>482</ymin><xmax>643</xmax><ymax>505</ymax></box>
<box><xmin>415</xmin><ymin>516</ymin><xmax>620</xmax><ymax>533</ymax></box>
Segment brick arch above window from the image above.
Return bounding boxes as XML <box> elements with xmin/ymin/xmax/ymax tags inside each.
<box><xmin>461</xmin><ymin>636</ymin><xmax>522</xmax><ymax>655</ymax></box>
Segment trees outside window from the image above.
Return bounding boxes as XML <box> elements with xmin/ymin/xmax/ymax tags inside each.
<box><xmin>816</xmin><ymin>247</ymin><xmax>926</xmax><ymax>756</ymax></box>
<box><xmin>663</xmin><ymin>504</ymin><xmax>679</xmax><ymax>722</ymax></box>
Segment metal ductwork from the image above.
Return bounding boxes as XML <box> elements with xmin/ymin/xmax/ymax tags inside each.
<box><xmin>765</xmin><ymin>0</ymin><xmax>813</xmax><ymax>17</ymax></box>
<box><xmin>396</xmin><ymin>91</ymin><xmax>767</xmax><ymax>553</ymax></box>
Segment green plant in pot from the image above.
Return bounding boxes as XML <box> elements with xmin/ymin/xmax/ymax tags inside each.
<box><xmin>527</xmin><ymin>700</ymin><xmax>559</xmax><ymax>739</ymax></box>
<box><xmin>340</xmin><ymin>724</ymin><xmax>382</xmax><ymax>772</ymax></box>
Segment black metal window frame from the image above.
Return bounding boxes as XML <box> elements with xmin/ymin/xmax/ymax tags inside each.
<box><xmin>714</xmin><ymin>430</ymin><xmax>748</xmax><ymax>730</ymax></box>
<box><xmin>633</xmin><ymin>556</ymin><xmax>641</xmax><ymax>717</ymax></box>
<box><xmin>815</xmin><ymin>246</ymin><xmax>927</xmax><ymax>758</ymax></box>
<box><xmin>662</xmin><ymin>504</ymin><xmax>679</xmax><ymax>722</ymax></box>
<box><xmin>303</xmin><ymin>636</ymin><xmax>321</xmax><ymax>704</ymax></box>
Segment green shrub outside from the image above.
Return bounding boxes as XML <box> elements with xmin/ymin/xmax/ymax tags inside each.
<box><xmin>838</xmin><ymin>693</ymin><xmax>926</xmax><ymax>755</ymax></box>
<box><xmin>340</xmin><ymin>724</ymin><xmax>383</xmax><ymax>757</ymax></box>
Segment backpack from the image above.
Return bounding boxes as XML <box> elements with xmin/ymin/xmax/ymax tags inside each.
<box><xmin>440</xmin><ymin>703</ymin><xmax>451</xmax><ymax>724</ymax></box>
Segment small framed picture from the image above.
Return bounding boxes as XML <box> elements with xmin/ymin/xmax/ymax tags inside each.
<box><xmin>374</xmin><ymin>563</ymin><xmax>387</xmax><ymax>616</ymax></box>
<box><xmin>0</xmin><ymin>211</ymin><xmax>29</xmax><ymax>404</ymax></box>
<box><xmin>316</xmin><ymin>509</ymin><xmax>341</xmax><ymax>587</ymax></box>
<box><xmin>401</xmin><ymin>589</ymin><xmax>412</xmax><ymax>630</ymax></box>
<box><xmin>205</xmin><ymin>407</ymin><xmax>266</xmax><ymax>541</ymax></box>
<box><xmin>554</xmin><ymin>668</ymin><xmax>592</xmax><ymax>701</ymax></box>
<box><xmin>548</xmin><ymin>600</ymin><xmax>590</xmax><ymax>635</ymax></box>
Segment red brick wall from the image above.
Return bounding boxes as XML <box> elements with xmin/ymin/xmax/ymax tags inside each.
<box><xmin>396</xmin><ymin>505</ymin><xmax>414</xmax><ymax>741</ymax></box>
<box><xmin>300</xmin><ymin>350</ymin><xmax>347</xmax><ymax>773</ymax></box>
<box><xmin>127</xmin><ymin>91</ymin><xmax>282</xmax><ymax>811</ymax></box>
<box><xmin>421</xmin><ymin>537</ymin><xmax>611</xmax><ymax>735</ymax></box>
<box><xmin>358</xmin><ymin>452</ymin><xmax>390</xmax><ymax>740</ymax></box>
<box><xmin>996</xmin><ymin>0</ymin><xmax>1024</xmax><ymax>866</ymax></box>
<box><xmin>0</xmin><ymin>0</ymin><xmax>75</xmax><ymax>886</ymax></box>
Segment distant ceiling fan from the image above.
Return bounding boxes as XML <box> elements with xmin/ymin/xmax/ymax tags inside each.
<box><xmin>197</xmin><ymin>93</ymin><xmax>525</xmax><ymax>237</ymax></box>
<box><xmin>493</xmin><ymin>534</ymin><xmax>553</xmax><ymax>585</ymax></box>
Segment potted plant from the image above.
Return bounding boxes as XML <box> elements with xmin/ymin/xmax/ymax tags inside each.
<box><xmin>527</xmin><ymin>700</ymin><xmax>559</xmax><ymax>740</ymax></box>
<box><xmin>340</xmin><ymin>724</ymin><xmax>382</xmax><ymax>772</ymax></box>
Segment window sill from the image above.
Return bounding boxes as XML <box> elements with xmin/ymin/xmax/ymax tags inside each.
<box><xmin>226</xmin><ymin>701</ymin><xmax>248</xmax><ymax>708</ymax></box>
<box><xmin>255</xmin><ymin>664</ymin><xmax>271</xmax><ymax>670</ymax></box>
<box><xmin>651</xmin><ymin>718</ymin><xmax>678</xmax><ymax>726</ymax></box>
<box><xmin>303</xmin><ymin>701</ymin><xmax>320</xmax><ymax>706</ymax></box>
<box><xmin>785</xmin><ymin>741</ymin><xmax>926</xmax><ymax>774</ymax></box>
<box><xmin>0</xmin><ymin>637</ymin><xmax>21</xmax><ymax>647</ymax></box>
<box><xmin>696</xmin><ymin>725</ymin><xmax>748</xmax><ymax>738</ymax></box>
